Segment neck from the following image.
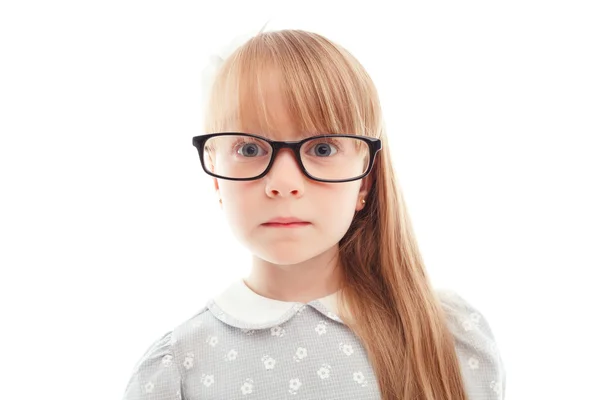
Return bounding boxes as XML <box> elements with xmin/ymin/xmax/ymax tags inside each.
<box><xmin>244</xmin><ymin>245</ymin><xmax>343</xmax><ymax>303</ymax></box>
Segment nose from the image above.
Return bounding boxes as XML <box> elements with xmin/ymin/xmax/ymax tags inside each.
<box><xmin>264</xmin><ymin>149</ymin><xmax>305</xmax><ymax>198</ymax></box>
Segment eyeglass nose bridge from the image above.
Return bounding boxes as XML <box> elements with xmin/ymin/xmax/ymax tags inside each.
<box><xmin>263</xmin><ymin>140</ymin><xmax>308</xmax><ymax>178</ymax></box>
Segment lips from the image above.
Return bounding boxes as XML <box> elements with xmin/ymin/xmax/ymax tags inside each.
<box><xmin>262</xmin><ymin>217</ymin><xmax>311</xmax><ymax>227</ymax></box>
<box><xmin>265</xmin><ymin>217</ymin><xmax>307</xmax><ymax>224</ymax></box>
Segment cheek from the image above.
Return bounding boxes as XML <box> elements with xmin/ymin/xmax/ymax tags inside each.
<box><xmin>219</xmin><ymin>182</ymin><xmax>257</xmax><ymax>221</ymax></box>
<box><xmin>219</xmin><ymin>179</ymin><xmax>257</xmax><ymax>201</ymax></box>
<box><xmin>318</xmin><ymin>186</ymin><xmax>361</xmax><ymax>222</ymax></box>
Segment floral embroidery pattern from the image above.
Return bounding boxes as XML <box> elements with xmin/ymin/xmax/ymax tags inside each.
<box><xmin>288</xmin><ymin>378</ymin><xmax>302</xmax><ymax>394</ymax></box>
<box><xmin>262</xmin><ymin>355</ymin><xmax>277</xmax><ymax>370</ymax></box>
<box><xmin>161</xmin><ymin>354</ymin><xmax>173</xmax><ymax>367</ymax></box>
<box><xmin>200</xmin><ymin>373</ymin><xmax>215</xmax><ymax>387</ymax></box>
<box><xmin>339</xmin><ymin>342</ymin><xmax>354</xmax><ymax>356</ymax></box>
<box><xmin>317</xmin><ymin>364</ymin><xmax>332</xmax><ymax>380</ymax></box>
<box><xmin>270</xmin><ymin>325</ymin><xmax>285</xmax><ymax>337</ymax></box>
<box><xmin>353</xmin><ymin>371</ymin><xmax>368</xmax><ymax>387</ymax></box>
<box><xmin>463</xmin><ymin>311</ymin><xmax>482</xmax><ymax>332</ymax></box>
<box><xmin>468</xmin><ymin>356</ymin><xmax>480</xmax><ymax>370</ymax></box>
<box><xmin>124</xmin><ymin>289</ymin><xmax>504</xmax><ymax>400</ymax></box>
<box><xmin>143</xmin><ymin>381</ymin><xmax>154</xmax><ymax>393</ymax></box>
<box><xmin>225</xmin><ymin>349</ymin><xmax>238</xmax><ymax>361</ymax></box>
<box><xmin>462</xmin><ymin>319</ymin><xmax>474</xmax><ymax>331</ymax></box>
<box><xmin>315</xmin><ymin>321</ymin><xmax>328</xmax><ymax>336</ymax></box>
<box><xmin>206</xmin><ymin>335</ymin><xmax>218</xmax><ymax>347</ymax></box>
<box><xmin>240</xmin><ymin>378</ymin><xmax>254</xmax><ymax>395</ymax></box>
<box><xmin>293</xmin><ymin>347</ymin><xmax>308</xmax><ymax>362</ymax></box>
<box><xmin>183</xmin><ymin>352</ymin><xmax>194</xmax><ymax>370</ymax></box>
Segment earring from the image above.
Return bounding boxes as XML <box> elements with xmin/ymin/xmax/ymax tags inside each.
<box><xmin>361</xmin><ymin>199</ymin><xmax>366</xmax><ymax>204</ymax></box>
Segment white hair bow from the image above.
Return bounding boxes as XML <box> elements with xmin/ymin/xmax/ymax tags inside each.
<box><xmin>200</xmin><ymin>21</ymin><xmax>271</xmax><ymax>109</ymax></box>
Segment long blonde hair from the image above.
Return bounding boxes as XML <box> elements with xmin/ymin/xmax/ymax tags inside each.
<box><xmin>203</xmin><ymin>29</ymin><xmax>468</xmax><ymax>400</ymax></box>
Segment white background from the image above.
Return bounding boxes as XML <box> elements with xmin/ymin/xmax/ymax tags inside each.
<box><xmin>1</xmin><ymin>1</ymin><xmax>598</xmax><ymax>399</ymax></box>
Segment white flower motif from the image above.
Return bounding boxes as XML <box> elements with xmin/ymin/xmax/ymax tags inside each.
<box><xmin>206</xmin><ymin>335</ymin><xmax>218</xmax><ymax>347</ymax></box>
<box><xmin>262</xmin><ymin>355</ymin><xmax>276</xmax><ymax>370</ymax></box>
<box><xmin>271</xmin><ymin>325</ymin><xmax>285</xmax><ymax>337</ymax></box>
<box><xmin>226</xmin><ymin>349</ymin><xmax>238</xmax><ymax>361</ymax></box>
<box><xmin>462</xmin><ymin>319</ymin><xmax>474</xmax><ymax>331</ymax></box>
<box><xmin>315</xmin><ymin>321</ymin><xmax>328</xmax><ymax>335</ymax></box>
<box><xmin>183</xmin><ymin>354</ymin><xmax>194</xmax><ymax>370</ymax></box>
<box><xmin>202</xmin><ymin>374</ymin><xmax>214</xmax><ymax>387</ymax></box>
<box><xmin>161</xmin><ymin>354</ymin><xmax>173</xmax><ymax>367</ymax></box>
<box><xmin>467</xmin><ymin>357</ymin><xmax>479</xmax><ymax>370</ymax></box>
<box><xmin>490</xmin><ymin>380</ymin><xmax>502</xmax><ymax>395</ymax></box>
<box><xmin>144</xmin><ymin>381</ymin><xmax>154</xmax><ymax>393</ymax></box>
<box><xmin>317</xmin><ymin>365</ymin><xmax>331</xmax><ymax>379</ymax></box>
<box><xmin>289</xmin><ymin>378</ymin><xmax>302</xmax><ymax>391</ymax></box>
<box><xmin>241</xmin><ymin>379</ymin><xmax>254</xmax><ymax>395</ymax></box>
<box><xmin>340</xmin><ymin>343</ymin><xmax>354</xmax><ymax>356</ymax></box>
<box><xmin>241</xmin><ymin>329</ymin><xmax>256</xmax><ymax>336</ymax></box>
<box><xmin>470</xmin><ymin>312</ymin><xmax>481</xmax><ymax>324</ymax></box>
<box><xmin>353</xmin><ymin>371</ymin><xmax>366</xmax><ymax>384</ymax></box>
<box><xmin>294</xmin><ymin>347</ymin><xmax>308</xmax><ymax>362</ymax></box>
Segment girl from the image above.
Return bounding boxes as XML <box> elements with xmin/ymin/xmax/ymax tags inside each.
<box><xmin>122</xmin><ymin>29</ymin><xmax>505</xmax><ymax>400</ymax></box>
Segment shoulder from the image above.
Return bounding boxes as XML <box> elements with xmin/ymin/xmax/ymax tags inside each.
<box><xmin>122</xmin><ymin>330</ymin><xmax>183</xmax><ymax>400</ymax></box>
<box><xmin>121</xmin><ymin>307</ymin><xmax>212</xmax><ymax>400</ymax></box>
<box><xmin>436</xmin><ymin>289</ymin><xmax>507</xmax><ymax>399</ymax></box>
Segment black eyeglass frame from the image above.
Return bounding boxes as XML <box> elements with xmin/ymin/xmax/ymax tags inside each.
<box><xmin>192</xmin><ymin>132</ymin><xmax>382</xmax><ymax>183</ymax></box>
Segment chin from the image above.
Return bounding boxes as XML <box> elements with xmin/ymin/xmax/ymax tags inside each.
<box><xmin>252</xmin><ymin>245</ymin><xmax>323</xmax><ymax>266</ymax></box>
<box><xmin>258</xmin><ymin>252</ymin><xmax>312</xmax><ymax>266</ymax></box>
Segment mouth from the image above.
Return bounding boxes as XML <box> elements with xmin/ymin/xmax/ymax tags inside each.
<box><xmin>261</xmin><ymin>222</ymin><xmax>311</xmax><ymax>228</ymax></box>
<box><xmin>261</xmin><ymin>217</ymin><xmax>311</xmax><ymax>228</ymax></box>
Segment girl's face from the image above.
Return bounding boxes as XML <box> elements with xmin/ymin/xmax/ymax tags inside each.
<box><xmin>213</xmin><ymin>80</ymin><xmax>368</xmax><ymax>266</ymax></box>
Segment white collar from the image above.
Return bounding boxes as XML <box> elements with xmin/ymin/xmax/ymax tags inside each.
<box><xmin>208</xmin><ymin>279</ymin><xmax>345</xmax><ymax>328</ymax></box>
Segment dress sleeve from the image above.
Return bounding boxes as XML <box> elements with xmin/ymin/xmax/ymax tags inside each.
<box><xmin>437</xmin><ymin>290</ymin><xmax>507</xmax><ymax>400</ymax></box>
<box><xmin>122</xmin><ymin>331</ymin><xmax>183</xmax><ymax>400</ymax></box>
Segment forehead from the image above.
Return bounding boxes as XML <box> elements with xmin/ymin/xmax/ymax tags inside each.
<box><xmin>238</xmin><ymin>68</ymin><xmax>318</xmax><ymax>141</ymax></box>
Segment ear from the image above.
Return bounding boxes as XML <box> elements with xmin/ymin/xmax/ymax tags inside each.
<box><xmin>355</xmin><ymin>175</ymin><xmax>373</xmax><ymax>212</ymax></box>
<box><xmin>213</xmin><ymin>178</ymin><xmax>222</xmax><ymax>208</ymax></box>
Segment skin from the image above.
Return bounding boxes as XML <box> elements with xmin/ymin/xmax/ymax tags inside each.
<box><xmin>212</xmin><ymin>76</ymin><xmax>370</xmax><ymax>304</ymax></box>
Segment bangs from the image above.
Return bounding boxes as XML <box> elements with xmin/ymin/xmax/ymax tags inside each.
<box><xmin>204</xmin><ymin>30</ymin><xmax>380</xmax><ymax>140</ymax></box>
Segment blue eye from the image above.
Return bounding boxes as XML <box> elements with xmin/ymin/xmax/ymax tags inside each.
<box><xmin>308</xmin><ymin>142</ymin><xmax>338</xmax><ymax>157</ymax></box>
<box><xmin>237</xmin><ymin>143</ymin><xmax>267</xmax><ymax>157</ymax></box>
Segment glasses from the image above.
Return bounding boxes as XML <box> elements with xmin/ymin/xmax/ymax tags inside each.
<box><xmin>192</xmin><ymin>132</ymin><xmax>382</xmax><ymax>183</ymax></box>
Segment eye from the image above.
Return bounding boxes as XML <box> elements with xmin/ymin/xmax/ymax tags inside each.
<box><xmin>237</xmin><ymin>142</ymin><xmax>268</xmax><ymax>157</ymax></box>
<box><xmin>308</xmin><ymin>142</ymin><xmax>338</xmax><ymax>157</ymax></box>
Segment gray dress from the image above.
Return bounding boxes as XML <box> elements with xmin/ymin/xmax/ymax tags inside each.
<box><xmin>122</xmin><ymin>279</ymin><xmax>506</xmax><ymax>399</ymax></box>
